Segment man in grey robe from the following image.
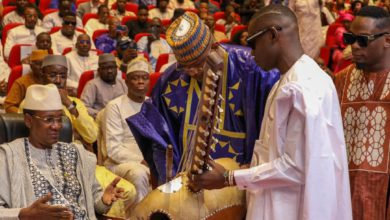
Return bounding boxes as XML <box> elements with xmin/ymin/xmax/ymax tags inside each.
<box><xmin>0</xmin><ymin>84</ymin><xmax>124</xmax><ymax>220</ymax></box>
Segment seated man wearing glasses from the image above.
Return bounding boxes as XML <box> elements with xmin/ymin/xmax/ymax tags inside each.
<box><xmin>0</xmin><ymin>84</ymin><xmax>125</xmax><ymax>220</ymax></box>
<box><xmin>66</xmin><ymin>34</ymin><xmax>99</xmax><ymax>89</ymax></box>
<box><xmin>127</xmin><ymin>12</ymin><xmax>279</xmax><ymax>184</ymax></box>
<box><xmin>18</xmin><ymin>55</ymin><xmax>137</xmax><ymax>218</ymax></box>
<box><xmin>51</xmin><ymin>13</ymin><xmax>84</xmax><ymax>55</ymax></box>
<box><xmin>334</xmin><ymin>6</ymin><xmax>390</xmax><ymax>220</ymax></box>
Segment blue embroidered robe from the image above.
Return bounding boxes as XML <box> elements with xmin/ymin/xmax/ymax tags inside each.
<box><xmin>127</xmin><ymin>44</ymin><xmax>280</xmax><ymax>183</ymax></box>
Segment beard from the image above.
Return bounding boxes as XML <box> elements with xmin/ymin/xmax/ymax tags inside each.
<box><xmin>355</xmin><ymin>62</ymin><xmax>365</xmax><ymax>70</ymax></box>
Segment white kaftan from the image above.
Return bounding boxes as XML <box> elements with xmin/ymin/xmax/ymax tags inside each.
<box><xmin>234</xmin><ymin>55</ymin><xmax>352</xmax><ymax>220</ymax></box>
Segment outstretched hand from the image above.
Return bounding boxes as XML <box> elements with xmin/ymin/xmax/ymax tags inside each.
<box><xmin>190</xmin><ymin>159</ymin><xmax>227</xmax><ymax>190</ymax></box>
<box><xmin>19</xmin><ymin>193</ymin><xmax>73</xmax><ymax>220</ymax></box>
<box><xmin>102</xmin><ymin>177</ymin><xmax>125</xmax><ymax>206</ymax></box>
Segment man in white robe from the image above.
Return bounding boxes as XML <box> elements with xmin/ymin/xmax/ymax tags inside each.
<box><xmin>51</xmin><ymin>13</ymin><xmax>83</xmax><ymax>55</ymax></box>
<box><xmin>192</xmin><ymin>5</ymin><xmax>352</xmax><ymax>220</ymax></box>
<box><xmin>102</xmin><ymin>59</ymin><xmax>151</xmax><ymax>205</ymax></box>
<box><xmin>4</xmin><ymin>6</ymin><xmax>45</xmax><ymax>60</ymax></box>
<box><xmin>0</xmin><ymin>84</ymin><xmax>125</xmax><ymax>220</ymax></box>
<box><xmin>84</xmin><ymin>5</ymin><xmax>109</xmax><ymax>38</ymax></box>
<box><xmin>65</xmin><ymin>34</ymin><xmax>99</xmax><ymax>89</ymax></box>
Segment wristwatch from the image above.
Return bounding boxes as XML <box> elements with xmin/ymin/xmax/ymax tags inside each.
<box><xmin>67</xmin><ymin>101</ymin><xmax>77</xmax><ymax>110</ymax></box>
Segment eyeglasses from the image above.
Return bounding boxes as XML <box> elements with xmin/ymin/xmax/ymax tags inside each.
<box><xmin>79</xmin><ymin>40</ymin><xmax>91</xmax><ymax>44</ymax></box>
<box><xmin>343</xmin><ymin>32</ymin><xmax>389</xmax><ymax>47</ymax></box>
<box><xmin>247</xmin><ymin>26</ymin><xmax>282</xmax><ymax>49</ymax></box>
<box><xmin>63</xmin><ymin>20</ymin><xmax>77</xmax><ymax>26</ymax></box>
<box><xmin>30</xmin><ymin>114</ymin><xmax>65</xmax><ymax>125</ymax></box>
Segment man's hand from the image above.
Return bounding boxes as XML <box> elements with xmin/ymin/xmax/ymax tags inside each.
<box><xmin>0</xmin><ymin>79</ymin><xmax>7</xmax><ymax>95</ymax></box>
<box><xmin>58</xmin><ymin>89</ymin><xmax>72</xmax><ymax>107</ymax></box>
<box><xmin>102</xmin><ymin>177</ymin><xmax>125</xmax><ymax>206</ymax></box>
<box><xmin>19</xmin><ymin>193</ymin><xmax>73</xmax><ymax>220</ymax></box>
<box><xmin>190</xmin><ymin>159</ymin><xmax>227</xmax><ymax>190</ymax></box>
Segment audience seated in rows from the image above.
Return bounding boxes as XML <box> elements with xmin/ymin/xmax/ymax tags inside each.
<box><xmin>137</xmin><ymin>17</ymin><xmax>172</xmax><ymax>71</ymax></box>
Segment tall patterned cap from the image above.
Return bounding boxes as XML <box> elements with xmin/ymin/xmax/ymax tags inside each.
<box><xmin>166</xmin><ymin>12</ymin><xmax>212</xmax><ymax>66</ymax></box>
<box><xmin>30</xmin><ymin>49</ymin><xmax>48</xmax><ymax>61</ymax></box>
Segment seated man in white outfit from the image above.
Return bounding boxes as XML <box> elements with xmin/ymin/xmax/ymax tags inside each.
<box><xmin>4</xmin><ymin>6</ymin><xmax>45</xmax><ymax>60</ymax></box>
<box><xmin>85</xmin><ymin>5</ymin><xmax>109</xmax><ymax>37</ymax></box>
<box><xmin>51</xmin><ymin>12</ymin><xmax>84</xmax><ymax>55</ymax></box>
<box><xmin>42</xmin><ymin>0</ymin><xmax>83</xmax><ymax>30</ymax></box>
<box><xmin>3</xmin><ymin>0</ymin><xmax>31</xmax><ymax>26</ymax></box>
<box><xmin>65</xmin><ymin>34</ymin><xmax>99</xmax><ymax>89</ymax></box>
<box><xmin>102</xmin><ymin>59</ymin><xmax>151</xmax><ymax>205</ymax></box>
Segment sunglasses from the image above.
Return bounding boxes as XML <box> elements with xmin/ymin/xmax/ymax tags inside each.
<box><xmin>247</xmin><ymin>26</ymin><xmax>282</xmax><ymax>49</ymax></box>
<box><xmin>343</xmin><ymin>32</ymin><xmax>389</xmax><ymax>47</ymax></box>
<box><xmin>63</xmin><ymin>20</ymin><xmax>77</xmax><ymax>26</ymax></box>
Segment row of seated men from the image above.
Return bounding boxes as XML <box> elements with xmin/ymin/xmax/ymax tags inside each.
<box><xmin>0</xmin><ymin>52</ymin><xmax>153</xmax><ymax>219</ymax></box>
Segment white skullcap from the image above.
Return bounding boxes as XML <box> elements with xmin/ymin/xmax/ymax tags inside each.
<box><xmin>127</xmin><ymin>59</ymin><xmax>150</xmax><ymax>75</ymax></box>
<box><xmin>23</xmin><ymin>84</ymin><xmax>62</xmax><ymax>111</ymax></box>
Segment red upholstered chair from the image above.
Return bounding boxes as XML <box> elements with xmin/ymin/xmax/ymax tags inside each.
<box><xmin>2</xmin><ymin>23</ymin><xmax>23</xmax><ymax>46</ymax></box>
<box><xmin>147</xmin><ymin>72</ymin><xmax>161</xmax><ymax>96</ymax></box>
<box><xmin>111</xmin><ymin>2</ymin><xmax>139</xmax><ymax>14</ymax></box>
<box><xmin>76</xmin><ymin>0</ymin><xmax>89</xmax><ymax>7</ymax></box>
<box><xmin>210</xmin><ymin>0</ymin><xmax>221</xmax><ymax>9</ymax></box>
<box><xmin>121</xmin><ymin>15</ymin><xmax>137</xmax><ymax>25</ymax></box>
<box><xmin>161</xmin><ymin>19</ymin><xmax>171</xmax><ymax>28</ymax></box>
<box><xmin>42</xmin><ymin>9</ymin><xmax>59</xmax><ymax>17</ymax></box>
<box><xmin>185</xmin><ymin>8</ymin><xmax>199</xmax><ymax>14</ymax></box>
<box><xmin>214</xmin><ymin>23</ymin><xmax>225</xmax><ymax>33</ymax></box>
<box><xmin>230</xmin><ymin>25</ymin><xmax>247</xmax><ymax>41</ymax></box>
<box><xmin>147</xmin><ymin>5</ymin><xmax>156</xmax><ymax>10</ymax></box>
<box><xmin>7</xmin><ymin>44</ymin><xmax>33</xmax><ymax>68</ymax></box>
<box><xmin>77</xmin><ymin>70</ymin><xmax>95</xmax><ymax>97</ymax></box>
<box><xmin>2</xmin><ymin>6</ymin><xmax>16</xmax><ymax>17</ymax></box>
<box><xmin>77</xmin><ymin>70</ymin><xmax>126</xmax><ymax>97</ymax></box>
<box><xmin>62</xmin><ymin>47</ymin><xmax>73</xmax><ymax>55</ymax></box>
<box><xmin>92</xmin><ymin>29</ymin><xmax>109</xmax><ymax>44</ymax></box>
<box><xmin>155</xmin><ymin>53</ymin><xmax>175</xmax><ymax>72</ymax></box>
<box><xmin>7</xmin><ymin>65</ymin><xmax>30</xmax><ymax>94</ymax></box>
<box><xmin>126</xmin><ymin>3</ymin><xmax>139</xmax><ymax>14</ymax></box>
<box><xmin>82</xmin><ymin>13</ymin><xmax>98</xmax><ymax>26</ymax></box>
<box><xmin>39</xmin><ymin>0</ymin><xmax>53</xmax><ymax>13</ymax></box>
<box><xmin>134</xmin><ymin>33</ymin><xmax>166</xmax><ymax>42</ymax></box>
<box><xmin>213</xmin><ymin>12</ymin><xmax>225</xmax><ymax>22</ymax></box>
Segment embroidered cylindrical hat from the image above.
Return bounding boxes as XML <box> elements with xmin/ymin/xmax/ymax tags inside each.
<box><xmin>24</xmin><ymin>84</ymin><xmax>62</xmax><ymax>111</ymax></box>
<box><xmin>166</xmin><ymin>12</ymin><xmax>212</xmax><ymax>66</ymax></box>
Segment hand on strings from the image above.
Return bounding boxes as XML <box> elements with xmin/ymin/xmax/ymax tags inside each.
<box><xmin>19</xmin><ymin>193</ymin><xmax>74</xmax><ymax>220</ymax></box>
<box><xmin>102</xmin><ymin>177</ymin><xmax>125</xmax><ymax>206</ymax></box>
<box><xmin>191</xmin><ymin>158</ymin><xmax>227</xmax><ymax>190</ymax></box>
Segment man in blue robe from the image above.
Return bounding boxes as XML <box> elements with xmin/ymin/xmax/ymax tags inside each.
<box><xmin>127</xmin><ymin>12</ymin><xmax>279</xmax><ymax>184</ymax></box>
